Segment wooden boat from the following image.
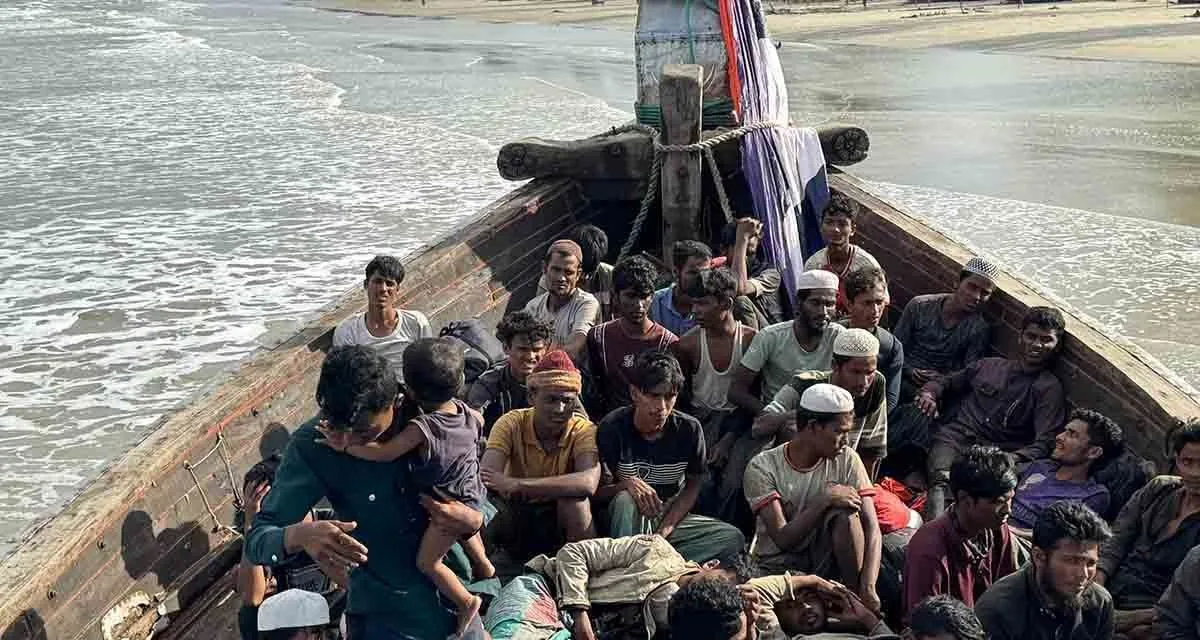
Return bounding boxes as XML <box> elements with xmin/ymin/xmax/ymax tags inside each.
<box><xmin>3</xmin><ymin>100</ymin><xmax>1198</xmax><ymax>640</ymax></box>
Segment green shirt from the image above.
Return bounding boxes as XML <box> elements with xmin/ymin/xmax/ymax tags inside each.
<box><xmin>245</xmin><ymin>419</ymin><xmax>465</xmax><ymax>638</ymax></box>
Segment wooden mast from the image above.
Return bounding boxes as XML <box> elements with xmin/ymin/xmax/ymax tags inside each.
<box><xmin>659</xmin><ymin>63</ymin><xmax>705</xmax><ymax>258</ymax></box>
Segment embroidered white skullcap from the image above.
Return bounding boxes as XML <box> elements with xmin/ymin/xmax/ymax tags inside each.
<box><xmin>795</xmin><ymin>269</ymin><xmax>839</xmax><ymax>291</ymax></box>
<box><xmin>799</xmin><ymin>383</ymin><xmax>855</xmax><ymax>413</ymax></box>
<box><xmin>963</xmin><ymin>257</ymin><xmax>1000</xmax><ymax>283</ymax></box>
<box><xmin>834</xmin><ymin>328</ymin><xmax>880</xmax><ymax>358</ymax></box>
<box><xmin>258</xmin><ymin>589</ymin><xmax>330</xmax><ymax>631</ymax></box>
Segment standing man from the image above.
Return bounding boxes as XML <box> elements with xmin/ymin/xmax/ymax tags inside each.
<box><xmin>975</xmin><ymin>501</ymin><xmax>1114</xmax><ymax>640</ymax></box>
<box><xmin>332</xmin><ymin>255</ymin><xmax>432</xmax><ymax>382</ymax></box>
<box><xmin>524</xmin><ymin>239</ymin><xmax>601</xmax><ymax>361</ymax></box>
<box><xmin>597</xmin><ymin>350</ymin><xmax>745</xmax><ymax>563</ymax></box>
<box><xmin>466</xmin><ymin>311</ymin><xmax>551</xmax><ymax>434</ymax></box>
<box><xmin>843</xmin><ymin>267</ymin><xmax>903</xmax><ymax>415</ymax></box>
<box><xmin>903</xmin><ymin>445</ymin><xmax>1018</xmax><ymax>614</ymax></box>
<box><xmin>650</xmin><ymin>240</ymin><xmax>713</xmax><ymax>337</ymax></box>
<box><xmin>918</xmin><ymin>306</ymin><xmax>1068</xmax><ymax>516</ymax></box>
<box><xmin>743</xmin><ymin>384</ymin><xmax>883</xmax><ymax>611</ymax></box>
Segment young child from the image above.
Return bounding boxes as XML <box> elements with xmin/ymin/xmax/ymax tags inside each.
<box><xmin>320</xmin><ymin>337</ymin><xmax>492</xmax><ymax>635</ymax></box>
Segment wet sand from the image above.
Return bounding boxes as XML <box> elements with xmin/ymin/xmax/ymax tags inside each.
<box><xmin>310</xmin><ymin>0</ymin><xmax>1200</xmax><ymax>65</ymax></box>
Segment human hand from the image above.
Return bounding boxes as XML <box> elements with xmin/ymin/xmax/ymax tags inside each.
<box><xmin>752</xmin><ymin>412</ymin><xmax>792</xmax><ymax>439</ymax></box>
<box><xmin>794</xmin><ymin>574</ymin><xmax>844</xmax><ymax>598</ymax></box>
<box><xmin>572</xmin><ymin>610</ymin><xmax>597</xmax><ymax>640</ymax></box>
<box><xmin>420</xmin><ymin>488</ymin><xmax>483</xmax><ymax>537</ymax></box>
<box><xmin>738</xmin><ymin>583</ymin><xmax>762</xmax><ymax>630</ymax></box>
<box><xmin>825</xmin><ymin>483</ymin><xmax>863</xmax><ymax>511</ymax></box>
<box><xmin>708</xmin><ymin>434</ymin><xmax>736</xmax><ymax>468</ymax></box>
<box><xmin>480</xmin><ymin>468</ymin><xmax>521</xmax><ymax>498</ymax></box>
<box><xmin>242</xmin><ymin>480</ymin><xmax>271</xmax><ymax>520</ymax></box>
<box><xmin>827</xmin><ymin>588</ymin><xmax>879</xmax><ymax>632</ymax></box>
<box><xmin>286</xmin><ymin>520</ymin><xmax>367</xmax><ymax>572</ymax></box>
<box><xmin>619</xmin><ymin>477</ymin><xmax>663</xmax><ymax>517</ymax></box>
<box><xmin>736</xmin><ymin>217</ymin><xmax>763</xmax><ymax>241</ymax></box>
<box><xmin>859</xmin><ymin>586</ymin><xmax>881</xmax><ymax>615</ymax></box>
<box><xmin>915</xmin><ymin>390</ymin><xmax>939</xmax><ymax>418</ymax></box>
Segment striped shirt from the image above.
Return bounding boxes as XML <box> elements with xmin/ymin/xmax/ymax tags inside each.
<box><xmin>597</xmin><ymin>406</ymin><xmax>707</xmax><ymax>502</ymax></box>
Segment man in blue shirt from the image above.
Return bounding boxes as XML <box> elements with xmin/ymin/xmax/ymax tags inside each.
<box><xmin>650</xmin><ymin>240</ymin><xmax>712</xmax><ymax>337</ymax></box>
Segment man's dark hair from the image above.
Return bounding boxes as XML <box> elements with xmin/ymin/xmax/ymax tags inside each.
<box><xmin>495</xmin><ymin>311</ymin><xmax>552</xmax><ymax>348</ymax></box>
<box><xmin>714</xmin><ymin>551</ymin><xmax>758</xmax><ymax>584</ymax></box>
<box><xmin>821</xmin><ymin>191</ymin><xmax>860</xmax><ymax>222</ymax></box>
<box><xmin>612</xmin><ymin>256</ymin><xmax>658</xmax><ymax>298</ymax></box>
<box><xmin>669</xmin><ymin>578</ymin><xmax>745</xmax><ymax>640</ymax></box>
<box><xmin>795</xmin><ymin>405</ymin><xmax>847</xmax><ymax>432</ymax></box>
<box><xmin>631</xmin><ymin>349</ymin><xmax>685</xmax><ymax>395</ymax></box>
<box><xmin>244</xmin><ymin>454</ymin><xmax>282</xmax><ymax>488</ymax></box>
<box><xmin>843</xmin><ymin>267</ymin><xmax>887</xmax><ymax>303</ymax></box>
<box><xmin>718</xmin><ymin>221</ymin><xmax>740</xmax><ymax>250</ymax></box>
<box><xmin>671</xmin><ymin>240</ymin><xmax>712</xmax><ymax>271</ymax></box>
<box><xmin>402</xmin><ymin>338</ymin><xmax>464</xmax><ymax>406</ymax></box>
<box><xmin>561</xmin><ymin>224</ymin><xmax>609</xmax><ymax>274</ymax></box>
<box><xmin>316</xmin><ymin>346</ymin><xmax>399</xmax><ymax>430</ymax></box>
<box><xmin>261</xmin><ymin>628</ymin><xmax>318</xmax><ymax>640</ymax></box>
<box><xmin>1170</xmin><ymin>417</ymin><xmax>1200</xmax><ymax>456</ymax></box>
<box><xmin>683</xmin><ymin>268</ymin><xmax>738</xmax><ymax>303</ymax></box>
<box><xmin>1022</xmin><ymin>306</ymin><xmax>1067</xmax><ymax>338</ymax></box>
<box><xmin>1032</xmin><ymin>501</ymin><xmax>1112</xmax><ymax>552</ymax></box>
<box><xmin>1070</xmin><ymin>408</ymin><xmax>1124</xmax><ymax>465</ymax></box>
<box><xmin>949</xmin><ymin>445</ymin><xmax>1018</xmax><ymax>500</ymax></box>
<box><xmin>364</xmin><ymin>255</ymin><xmax>405</xmax><ymax>284</ymax></box>
<box><xmin>909</xmin><ymin>595</ymin><xmax>986</xmax><ymax>640</ymax></box>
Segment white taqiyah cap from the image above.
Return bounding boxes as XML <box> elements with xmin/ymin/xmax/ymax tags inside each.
<box><xmin>258</xmin><ymin>589</ymin><xmax>330</xmax><ymax>632</ymax></box>
<box><xmin>799</xmin><ymin>383</ymin><xmax>855</xmax><ymax>413</ymax></box>
<box><xmin>963</xmin><ymin>257</ymin><xmax>1000</xmax><ymax>283</ymax></box>
<box><xmin>834</xmin><ymin>328</ymin><xmax>880</xmax><ymax>358</ymax></box>
<box><xmin>795</xmin><ymin>269</ymin><xmax>839</xmax><ymax>291</ymax></box>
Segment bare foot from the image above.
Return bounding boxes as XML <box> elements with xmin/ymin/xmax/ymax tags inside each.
<box><xmin>471</xmin><ymin>555</ymin><xmax>496</xmax><ymax>581</ymax></box>
<box><xmin>456</xmin><ymin>595</ymin><xmax>482</xmax><ymax>638</ymax></box>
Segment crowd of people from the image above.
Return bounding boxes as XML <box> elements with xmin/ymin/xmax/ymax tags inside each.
<box><xmin>239</xmin><ymin>198</ymin><xmax>1200</xmax><ymax>640</ymax></box>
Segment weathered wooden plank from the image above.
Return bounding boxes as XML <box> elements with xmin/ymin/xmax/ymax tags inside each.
<box><xmin>659</xmin><ymin>64</ymin><xmax>704</xmax><ymax>259</ymax></box>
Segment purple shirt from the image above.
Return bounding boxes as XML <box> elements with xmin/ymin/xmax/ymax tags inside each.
<box><xmin>1010</xmin><ymin>460</ymin><xmax>1110</xmax><ymax>529</ymax></box>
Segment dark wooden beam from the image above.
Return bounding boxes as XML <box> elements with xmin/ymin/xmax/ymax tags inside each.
<box><xmin>659</xmin><ymin>63</ymin><xmax>704</xmax><ymax>258</ymax></box>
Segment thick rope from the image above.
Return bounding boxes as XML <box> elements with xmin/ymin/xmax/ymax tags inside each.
<box><xmin>616</xmin><ymin>120</ymin><xmax>786</xmax><ymax>261</ymax></box>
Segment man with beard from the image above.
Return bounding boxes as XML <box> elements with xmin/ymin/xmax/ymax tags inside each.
<box><xmin>752</xmin><ymin>328</ymin><xmax>887</xmax><ymax>478</ymax></box>
<box><xmin>721</xmin><ymin>217</ymin><xmax>784</xmax><ymax>330</ymax></box>
<box><xmin>650</xmin><ymin>240</ymin><xmax>713</xmax><ymax>337</ymax></box>
<box><xmin>842</xmin><ymin>267</ymin><xmax>903</xmax><ymax>415</ymax></box>
<box><xmin>1098</xmin><ymin>419</ymin><xmax>1200</xmax><ymax>640</ymax></box>
<box><xmin>584</xmin><ymin>256</ymin><xmax>678</xmax><ymax>417</ymax></box>
<box><xmin>917</xmin><ymin>306</ymin><xmax>1068</xmax><ymax>517</ymax></box>
<box><xmin>331</xmin><ymin>255</ymin><xmax>433</xmax><ymax>383</ymax></box>
<box><xmin>597</xmin><ymin>350</ymin><xmax>745</xmax><ymax>563</ymax></box>
<box><xmin>889</xmin><ymin>257</ymin><xmax>996</xmax><ymax>450</ymax></box>
<box><xmin>903</xmin><ymin>445</ymin><xmax>1018</xmax><ymax>614</ymax></box>
<box><xmin>524</xmin><ymin>240</ymin><xmax>602</xmax><ymax>361</ymax></box>
<box><xmin>535</xmin><ymin>225</ymin><xmax>615</xmax><ymax>321</ymax></box>
<box><xmin>976</xmin><ymin>501</ymin><xmax>1114</xmax><ymax>640</ymax></box>
<box><xmin>467</xmin><ymin>311</ymin><xmax>552</xmax><ymax>434</ymax></box>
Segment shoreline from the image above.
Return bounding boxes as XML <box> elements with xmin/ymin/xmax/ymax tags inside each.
<box><xmin>305</xmin><ymin>0</ymin><xmax>1200</xmax><ymax>65</ymax></box>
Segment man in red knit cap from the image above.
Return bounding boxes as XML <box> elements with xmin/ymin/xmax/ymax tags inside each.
<box><xmin>481</xmin><ymin>350</ymin><xmax>600</xmax><ymax>562</ymax></box>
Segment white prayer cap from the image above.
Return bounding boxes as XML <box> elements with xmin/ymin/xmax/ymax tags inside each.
<box><xmin>258</xmin><ymin>589</ymin><xmax>330</xmax><ymax>631</ymax></box>
<box><xmin>795</xmin><ymin>269</ymin><xmax>839</xmax><ymax>292</ymax></box>
<box><xmin>963</xmin><ymin>257</ymin><xmax>1000</xmax><ymax>283</ymax></box>
<box><xmin>834</xmin><ymin>328</ymin><xmax>880</xmax><ymax>358</ymax></box>
<box><xmin>799</xmin><ymin>383</ymin><xmax>855</xmax><ymax>414</ymax></box>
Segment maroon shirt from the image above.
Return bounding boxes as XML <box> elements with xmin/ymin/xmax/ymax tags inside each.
<box><xmin>902</xmin><ymin>511</ymin><xmax>1017</xmax><ymax>615</ymax></box>
<box><xmin>586</xmin><ymin>319</ymin><xmax>677</xmax><ymax>415</ymax></box>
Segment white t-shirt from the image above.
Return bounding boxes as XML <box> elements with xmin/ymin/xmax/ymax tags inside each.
<box><xmin>523</xmin><ymin>288</ymin><xmax>600</xmax><ymax>347</ymax></box>
<box><xmin>331</xmin><ymin>309</ymin><xmax>433</xmax><ymax>382</ymax></box>
<box><xmin>803</xmin><ymin>245</ymin><xmax>881</xmax><ymax>275</ymax></box>
<box><xmin>738</xmin><ymin>321</ymin><xmax>843</xmax><ymax>402</ymax></box>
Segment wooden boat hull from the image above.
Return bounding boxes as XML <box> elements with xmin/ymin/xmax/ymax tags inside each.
<box><xmin>2</xmin><ymin>174</ymin><xmax>1196</xmax><ymax>640</ymax></box>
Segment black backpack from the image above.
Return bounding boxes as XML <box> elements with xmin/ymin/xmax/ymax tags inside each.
<box><xmin>439</xmin><ymin>319</ymin><xmax>505</xmax><ymax>386</ymax></box>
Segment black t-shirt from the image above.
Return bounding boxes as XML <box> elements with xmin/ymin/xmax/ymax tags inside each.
<box><xmin>597</xmin><ymin>407</ymin><xmax>707</xmax><ymax>501</ymax></box>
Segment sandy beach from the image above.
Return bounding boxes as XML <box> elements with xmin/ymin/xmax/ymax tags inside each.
<box><xmin>310</xmin><ymin>0</ymin><xmax>1200</xmax><ymax>64</ymax></box>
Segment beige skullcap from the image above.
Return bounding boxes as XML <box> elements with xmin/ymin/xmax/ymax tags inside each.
<box><xmin>800</xmin><ymin>383</ymin><xmax>855</xmax><ymax>413</ymax></box>
<box><xmin>834</xmin><ymin>328</ymin><xmax>880</xmax><ymax>358</ymax></box>
<box><xmin>795</xmin><ymin>269</ymin><xmax>839</xmax><ymax>291</ymax></box>
<box><xmin>963</xmin><ymin>257</ymin><xmax>1000</xmax><ymax>283</ymax></box>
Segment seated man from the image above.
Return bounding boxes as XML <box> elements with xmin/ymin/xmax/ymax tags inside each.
<box><xmin>1098</xmin><ymin>419</ymin><xmax>1200</xmax><ymax>640</ymax></box>
<box><xmin>524</xmin><ymin>239</ymin><xmax>601</xmax><ymax>361</ymax></box>
<box><xmin>1155</xmin><ymin>545</ymin><xmax>1200</xmax><ymax>640</ymax></box>
<box><xmin>1009</xmin><ymin>409</ymin><xmax>1124</xmax><ymax>533</ymax></box>
<box><xmin>256</xmin><ymin>590</ymin><xmax>329</xmax><ymax>640</ymax></box>
<box><xmin>976</xmin><ymin>501</ymin><xmax>1114</xmax><ymax>640</ymax></box>
<box><xmin>650</xmin><ymin>240</ymin><xmax>713</xmax><ymax>337</ymax></box>
<box><xmin>467</xmin><ymin>311</ymin><xmax>551</xmax><ymax>434</ymax></box>
<box><xmin>889</xmin><ymin>257</ymin><xmax>996</xmax><ymax>449</ymax></box>
<box><xmin>597</xmin><ymin>350</ymin><xmax>745</xmax><ymax>563</ymax></box>
<box><xmin>481</xmin><ymin>351</ymin><xmax>600</xmax><ymax>561</ymax></box>
<box><xmin>585</xmin><ymin>256</ymin><xmax>678</xmax><ymax>417</ymax></box>
<box><xmin>331</xmin><ymin>255</ymin><xmax>432</xmax><ymax>382</ymax></box>
<box><xmin>721</xmin><ymin>217</ymin><xmax>784</xmax><ymax>329</ymax></box>
<box><xmin>903</xmin><ymin>445</ymin><xmax>1018</xmax><ymax>614</ymax></box>
<box><xmin>842</xmin><ymin>267</ymin><xmax>903</xmax><ymax>415</ymax></box>
<box><xmin>804</xmin><ymin>192</ymin><xmax>882</xmax><ymax>314</ymax></box>
<box><xmin>537</xmin><ymin>224</ymin><xmax>614</xmax><ymax>321</ymax></box>
<box><xmin>246</xmin><ymin>346</ymin><xmax>487</xmax><ymax>640</ymax></box>
<box><xmin>754</xmin><ymin>328</ymin><xmax>888</xmax><ymax>478</ymax></box>
<box><xmin>523</xmin><ymin>534</ymin><xmax>755</xmax><ymax>640</ymax></box>
<box><xmin>743</xmin><ymin>384</ymin><xmax>883</xmax><ymax>611</ymax></box>
<box><xmin>918</xmin><ymin>306</ymin><xmax>1068</xmax><ymax>516</ymax></box>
